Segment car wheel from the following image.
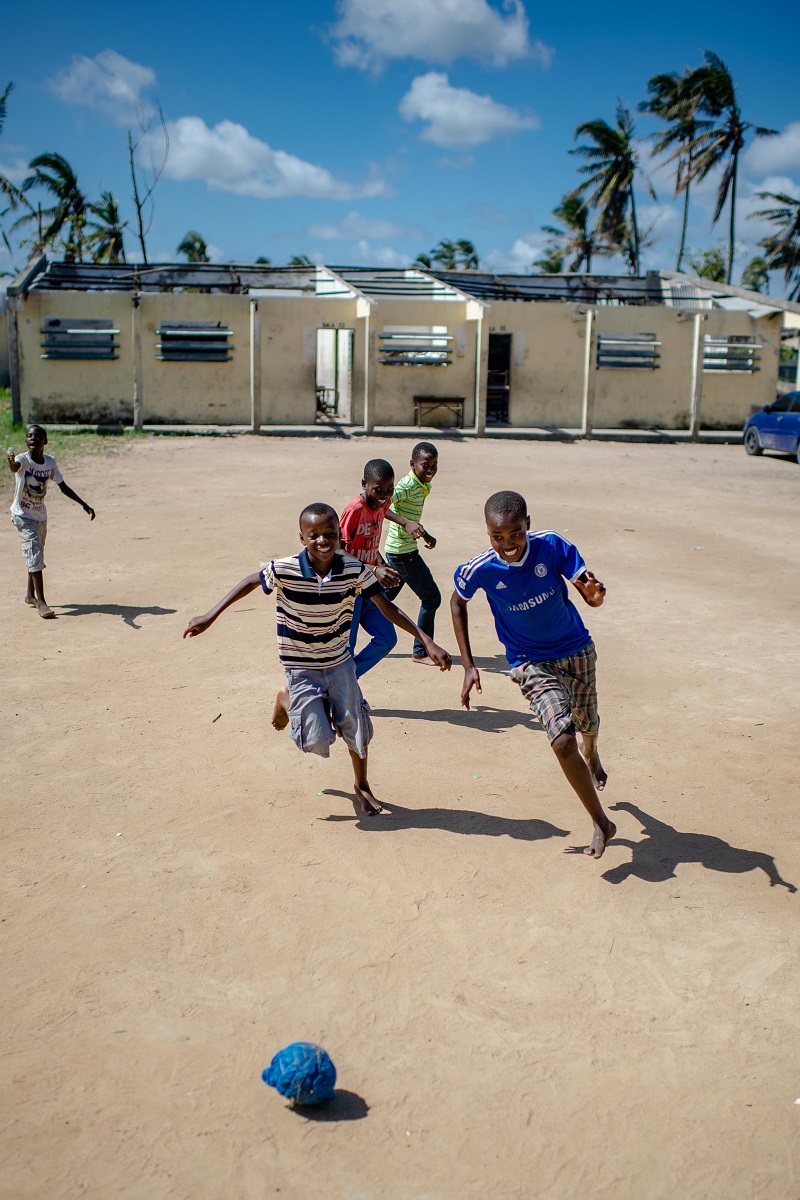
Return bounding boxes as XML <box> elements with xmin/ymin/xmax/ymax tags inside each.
<box><xmin>796</xmin><ymin>439</ymin><xmax>800</xmax><ymax>465</ymax></box>
<box><xmin>744</xmin><ymin>426</ymin><xmax>762</xmax><ymax>456</ymax></box>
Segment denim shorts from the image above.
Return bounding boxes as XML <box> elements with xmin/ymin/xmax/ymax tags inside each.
<box><xmin>12</xmin><ymin>514</ymin><xmax>47</xmax><ymax>572</ymax></box>
<box><xmin>285</xmin><ymin>658</ymin><xmax>373</xmax><ymax>759</ymax></box>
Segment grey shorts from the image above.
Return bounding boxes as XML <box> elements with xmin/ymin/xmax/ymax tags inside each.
<box><xmin>510</xmin><ymin>643</ymin><xmax>599</xmax><ymax>743</ymax></box>
<box><xmin>285</xmin><ymin>659</ymin><xmax>373</xmax><ymax>759</ymax></box>
<box><xmin>12</xmin><ymin>514</ymin><xmax>47</xmax><ymax>571</ymax></box>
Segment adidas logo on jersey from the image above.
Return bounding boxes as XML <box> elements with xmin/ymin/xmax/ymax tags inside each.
<box><xmin>496</xmin><ymin>580</ymin><xmax>507</xmax><ymax>589</ymax></box>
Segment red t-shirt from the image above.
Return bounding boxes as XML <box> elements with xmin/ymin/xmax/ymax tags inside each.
<box><xmin>339</xmin><ymin>494</ymin><xmax>391</xmax><ymax>566</ymax></box>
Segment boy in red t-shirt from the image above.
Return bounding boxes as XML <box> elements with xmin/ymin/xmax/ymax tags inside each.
<box><xmin>339</xmin><ymin>458</ymin><xmax>423</xmax><ymax>678</ymax></box>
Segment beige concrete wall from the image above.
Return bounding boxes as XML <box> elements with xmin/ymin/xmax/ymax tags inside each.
<box><xmin>368</xmin><ymin>299</ymin><xmax>477</xmax><ymax>427</ymax></box>
<box><xmin>592</xmin><ymin>306</ymin><xmax>694</xmax><ymax>428</ymax></box>
<box><xmin>0</xmin><ymin>312</ymin><xmax>9</xmax><ymax>387</ymax></box>
<box><xmin>16</xmin><ymin>291</ymin><xmax>133</xmax><ymax>424</ymax></box>
<box><xmin>257</xmin><ymin>296</ymin><xmax>362</xmax><ymax>425</ymax></box>
<box><xmin>700</xmin><ymin>311</ymin><xmax>781</xmax><ymax>429</ymax></box>
<box><xmin>484</xmin><ymin>301</ymin><xmax>586</xmax><ymax>427</ymax></box>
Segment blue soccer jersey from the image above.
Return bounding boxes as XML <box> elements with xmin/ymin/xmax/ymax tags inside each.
<box><xmin>453</xmin><ymin>532</ymin><xmax>592</xmax><ymax>667</ymax></box>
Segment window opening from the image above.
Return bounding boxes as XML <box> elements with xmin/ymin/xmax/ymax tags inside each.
<box><xmin>40</xmin><ymin>317</ymin><xmax>119</xmax><ymax>360</ymax></box>
<box><xmin>156</xmin><ymin>321</ymin><xmax>233</xmax><ymax>362</ymax></box>
<box><xmin>596</xmin><ymin>333</ymin><xmax>660</xmax><ymax>370</ymax></box>
<box><xmin>379</xmin><ymin>326</ymin><xmax>451</xmax><ymax>366</ymax></box>
<box><xmin>703</xmin><ymin>334</ymin><xmax>760</xmax><ymax>374</ymax></box>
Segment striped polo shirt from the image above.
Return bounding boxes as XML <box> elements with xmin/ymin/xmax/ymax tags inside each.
<box><xmin>384</xmin><ymin>470</ymin><xmax>432</xmax><ymax>555</ymax></box>
<box><xmin>260</xmin><ymin>549</ymin><xmax>383</xmax><ymax>669</ymax></box>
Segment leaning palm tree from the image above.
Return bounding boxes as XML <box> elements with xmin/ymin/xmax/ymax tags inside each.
<box><xmin>641</xmin><ymin>67</ymin><xmax>708</xmax><ymax>272</ymax></box>
<box><xmin>86</xmin><ymin>192</ymin><xmax>128</xmax><ymax>264</ymax></box>
<box><xmin>685</xmin><ymin>52</ymin><xmax>776</xmax><ymax>285</ymax></box>
<box><xmin>752</xmin><ymin>191</ymin><xmax>800</xmax><ymax>300</ymax></box>
<box><xmin>540</xmin><ymin>194</ymin><xmax>609</xmax><ymax>273</ymax></box>
<box><xmin>455</xmin><ymin>239</ymin><xmax>479</xmax><ymax>269</ymax></box>
<box><xmin>177</xmin><ymin>231</ymin><xmax>211</xmax><ymax>263</ymax></box>
<box><xmin>570</xmin><ymin>102</ymin><xmax>655</xmax><ymax>275</ymax></box>
<box><xmin>414</xmin><ymin>252</ymin><xmax>433</xmax><ymax>269</ymax></box>
<box><xmin>429</xmin><ymin>239</ymin><xmax>459</xmax><ymax>269</ymax></box>
<box><xmin>13</xmin><ymin>151</ymin><xmax>87</xmax><ymax>261</ymax></box>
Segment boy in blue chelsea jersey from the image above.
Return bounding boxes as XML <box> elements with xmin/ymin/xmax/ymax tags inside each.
<box><xmin>450</xmin><ymin>490</ymin><xmax>616</xmax><ymax>860</ymax></box>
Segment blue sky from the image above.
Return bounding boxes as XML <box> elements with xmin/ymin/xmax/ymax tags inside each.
<box><xmin>2</xmin><ymin>0</ymin><xmax>798</xmax><ymax>283</ymax></box>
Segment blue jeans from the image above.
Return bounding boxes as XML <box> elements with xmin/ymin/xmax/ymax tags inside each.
<box><xmin>349</xmin><ymin>593</ymin><xmax>398</xmax><ymax>678</ymax></box>
<box><xmin>384</xmin><ymin>549</ymin><xmax>441</xmax><ymax>658</ymax></box>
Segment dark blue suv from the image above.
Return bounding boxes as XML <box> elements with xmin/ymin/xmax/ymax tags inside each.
<box><xmin>743</xmin><ymin>391</ymin><xmax>800</xmax><ymax>463</ymax></box>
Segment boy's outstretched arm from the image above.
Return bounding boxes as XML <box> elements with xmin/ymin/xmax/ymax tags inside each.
<box><xmin>371</xmin><ymin>594</ymin><xmax>451</xmax><ymax>670</ymax></box>
<box><xmin>58</xmin><ymin>480</ymin><xmax>95</xmax><ymax>520</ymax></box>
<box><xmin>572</xmin><ymin>569</ymin><xmax>606</xmax><ymax>608</ymax></box>
<box><xmin>183</xmin><ymin>573</ymin><xmax>262</xmax><ymax>638</ymax></box>
<box><xmin>450</xmin><ymin>591</ymin><xmax>482</xmax><ymax>709</ymax></box>
<box><xmin>7</xmin><ymin>449</ymin><xmax>20</xmax><ymax>473</ymax></box>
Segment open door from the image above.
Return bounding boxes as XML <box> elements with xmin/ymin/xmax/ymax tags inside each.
<box><xmin>487</xmin><ymin>332</ymin><xmax>511</xmax><ymax>424</ymax></box>
<box><xmin>316</xmin><ymin>328</ymin><xmax>354</xmax><ymax>422</ymax></box>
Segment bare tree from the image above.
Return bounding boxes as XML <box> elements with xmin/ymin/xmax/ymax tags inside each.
<box><xmin>128</xmin><ymin>104</ymin><xmax>168</xmax><ymax>265</ymax></box>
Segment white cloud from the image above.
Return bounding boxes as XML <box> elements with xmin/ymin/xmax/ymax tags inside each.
<box><xmin>48</xmin><ymin>49</ymin><xmax>155</xmax><ymax>125</ymax></box>
<box><xmin>307</xmin><ymin>210</ymin><xmax>421</xmax><ymax>241</ymax></box>
<box><xmin>744</xmin><ymin>123</ymin><xmax>800</xmax><ymax>177</ymax></box>
<box><xmin>400</xmin><ymin>73</ymin><xmax>539</xmax><ymax>148</ymax></box>
<box><xmin>484</xmin><ymin>235</ymin><xmax>546</xmax><ymax>273</ymax></box>
<box><xmin>330</xmin><ymin>0</ymin><xmax>551</xmax><ymax>70</ymax></box>
<box><xmin>352</xmin><ymin>239</ymin><xmax>410</xmax><ymax>267</ymax></box>
<box><xmin>159</xmin><ymin>117</ymin><xmax>388</xmax><ymax>200</ymax></box>
<box><xmin>0</xmin><ymin>157</ymin><xmax>29</xmax><ymax>186</ymax></box>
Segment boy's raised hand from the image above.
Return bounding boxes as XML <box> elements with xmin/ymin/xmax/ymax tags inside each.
<box><xmin>460</xmin><ymin>665</ymin><xmax>482</xmax><ymax>709</ymax></box>
<box><xmin>575</xmin><ymin>570</ymin><xmax>606</xmax><ymax>607</ymax></box>
<box><xmin>7</xmin><ymin>447</ymin><xmax>18</xmax><ymax>471</ymax></box>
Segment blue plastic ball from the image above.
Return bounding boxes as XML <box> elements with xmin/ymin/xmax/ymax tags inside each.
<box><xmin>262</xmin><ymin>1042</ymin><xmax>337</xmax><ymax>1105</ymax></box>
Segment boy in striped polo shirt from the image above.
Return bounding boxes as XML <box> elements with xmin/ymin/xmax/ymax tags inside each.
<box><xmin>184</xmin><ymin>502</ymin><xmax>451</xmax><ymax>815</ymax></box>
<box><xmin>450</xmin><ymin>490</ymin><xmax>616</xmax><ymax>860</ymax></box>
<box><xmin>384</xmin><ymin>441</ymin><xmax>441</xmax><ymax>666</ymax></box>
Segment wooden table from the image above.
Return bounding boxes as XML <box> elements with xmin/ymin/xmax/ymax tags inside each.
<box><xmin>413</xmin><ymin>395</ymin><xmax>465</xmax><ymax>428</ymax></box>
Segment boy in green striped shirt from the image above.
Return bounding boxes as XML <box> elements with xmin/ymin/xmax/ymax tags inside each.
<box><xmin>384</xmin><ymin>442</ymin><xmax>441</xmax><ymax>665</ymax></box>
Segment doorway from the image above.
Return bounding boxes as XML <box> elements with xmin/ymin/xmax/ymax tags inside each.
<box><xmin>316</xmin><ymin>328</ymin><xmax>354</xmax><ymax>422</ymax></box>
<box><xmin>487</xmin><ymin>333</ymin><xmax>512</xmax><ymax>424</ymax></box>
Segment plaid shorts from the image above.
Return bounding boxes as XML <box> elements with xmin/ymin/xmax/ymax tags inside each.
<box><xmin>510</xmin><ymin>642</ymin><xmax>599</xmax><ymax>743</ymax></box>
<box><xmin>12</xmin><ymin>514</ymin><xmax>47</xmax><ymax>572</ymax></box>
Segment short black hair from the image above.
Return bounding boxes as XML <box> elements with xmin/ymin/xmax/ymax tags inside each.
<box><xmin>26</xmin><ymin>424</ymin><xmax>46</xmax><ymax>438</ymax></box>
<box><xmin>299</xmin><ymin>502</ymin><xmax>339</xmax><ymax>528</ymax></box>
<box><xmin>363</xmin><ymin>458</ymin><xmax>394</xmax><ymax>483</ymax></box>
<box><xmin>411</xmin><ymin>441</ymin><xmax>437</xmax><ymax>461</ymax></box>
<box><xmin>484</xmin><ymin>490</ymin><xmax>528</xmax><ymax>524</ymax></box>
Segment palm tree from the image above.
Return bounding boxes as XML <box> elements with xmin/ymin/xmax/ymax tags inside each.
<box><xmin>255</xmin><ymin>255</ymin><xmax>271</xmax><ymax>264</ymax></box>
<box><xmin>430</xmin><ymin>239</ymin><xmax>459</xmax><ymax>269</ymax></box>
<box><xmin>685</xmin><ymin>52</ymin><xmax>776</xmax><ymax>285</ymax></box>
<box><xmin>287</xmin><ymin>254</ymin><xmax>313</xmax><ymax>267</ymax></box>
<box><xmin>570</xmin><ymin>102</ymin><xmax>655</xmax><ymax>275</ymax></box>
<box><xmin>177</xmin><ymin>231</ymin><xmax>211</xmax><ymax>263</ymax></box>
<box><xmin>86</xmin><ymin>192</ymin><xmax>128</xmax><ymax>264</ymax></box>
<box><xmin>540</xmin><ymin>194</ymin><xmax>608</xmax><ymax>273</ymax></box>
<box><xmin>455</xmin><ymin>239</ymin><xmax>479</xmax><ymax>269</ymax></box>
<box><xmin>14</xmin><ymin>152</ymin><xmax>87</xmax><ymax>261</ymax></box>
<box><xmin>753</xmin><ymin>191</ymin><xmax>800</xmax><ymax>300</ymax></box>
<box><xmin>532</xmin><ymin>245</ymin><xmax>566</xmax><ymax>274</ymax></box>
<box><xmin>414</xmin><ymin>253</ymin><xmax>432</xmax><ymax>268</ymax></box>
<box><xmin>740</xmin><ymin>255</ymin><xmax>770</xmax><ymax>293</ymax></box>
<box><xmin>686</xmin><ymin>246</ymin><xmax>726</xmax><ymax>281</ymax></box>
<box><xmin>641</xmin><ymin>68</ymin><xmax>708</xmax><ymax>272</ymax></box>
<box><xmin>0</xmin><ymin>82</ymin><xmax>27</xmax><ymax>215</ymax></box>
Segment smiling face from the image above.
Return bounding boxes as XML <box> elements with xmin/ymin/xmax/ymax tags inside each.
<box><xmin>362</xmin><ymin>473</ymin><xmax>394</xmax><ymax>510</ymax></box>
<box><xmin>486</xmin><ymin>513</ymin><xmax>530</xmax><ymax>563</ymax></box>
<box><xmin>411</xmin><ymin>450</ymin><xmax>438</xmax><ymax>485</ymax></box>
<box><xmin>25</xmin><ymin>426</ymin><xmax>47</xmax><ymax>460</ymax></box>
<box><xmin>299</xmin><ymin>511</ymin><xmax>340</xmax><ymax>571</ymax></box>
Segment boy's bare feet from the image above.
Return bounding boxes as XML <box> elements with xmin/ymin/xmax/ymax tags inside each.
<box><xmin>25</xmin><ymin>594</ymin><xmax>36</xmax><ymax>606</ymax></box>
<box><xmin>354</xmin><ymin>783</ymin><xmax>383</xmax><ymax>816</ymax></box>
<box><xmin>585</xmin><ymin>819</ymin><xmax>616</xmax><ymax>858</ymax></box>
<box><xmin>36</xmin><ymin>600</ymin><xmax>55</xmax><ymax>618</ymax></box>
<box><xmin>412</xmin><ymin>654</ymin><xmax>437</xmax><ymax>666</ymax></box>
<box><xmin>580</xmin><ymin>736</ymin><xmax>608</xmax><ymax>790</ymax></box>
<box><xmin>271</xmin><ymin>686</ymin><xmax>290</xmax><ymax>731</ymax></box>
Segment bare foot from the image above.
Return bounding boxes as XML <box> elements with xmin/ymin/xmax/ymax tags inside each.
<box><xmin>271</xmin><ymin>686</ymin><xmax>290</xmax><ymax>731</ymax></box>
<box><xmin>412</xmin><ymin>655</ymin><xmax>437</xmax><ymax>667</ymax></box>
<box><xmin>585</xmin><ymin>819</ymin><xmax>616</xmax><ymax>859</ymax></box>
<box><xmin>354</xmin><ymin>783</ymin><xmax>383</xmax><ymax>816</ymax></box>
<box><xmin>25</xmin><ymin>595</ymin><xmax>36</xmax><ymax>606</ymax></box>
<box><xmin>36</xmin><ymin>600</ymin><xmax>55</xmax><ymax>619</ymax></box>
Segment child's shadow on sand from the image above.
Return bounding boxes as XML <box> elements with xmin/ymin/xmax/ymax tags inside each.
<box><xmin>584</xmin><ymin>801</ymin><xmax>796</xmax><ymax>892</ymax></box>
<box><xmin>56</xmin><ymin>603</ymin><xmax>177</xmax><ymax>629</ymax></box>
<box><xmin>321</xmin><ymin>794</ymin><xmax>568</xmax><ymax>840</ymax></box>
<box><xmin>370</xmin><ymin>704</ymin><xmax>543</xmax><ymax>735</ymax></box>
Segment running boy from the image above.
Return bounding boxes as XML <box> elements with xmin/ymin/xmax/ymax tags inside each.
<box><xmin>384</xmin><ymin>441</ymin><xmax>440</xmax><ymax>666</ymax></box>
<box><xmin>183</xmin><ymin>503</ymin><xmax>451</xmax><ymax>815</ymax></box>
<box><xmin>450</xmin><ymin>490</ymin><xmax>616</xmax><ymax>859</ymax></box>
<box><xmin>340</xmin><ymin>458</ymin><xmax>402</xmax><ymax>678</ymax></box>
<box><xmin>7</xmin><ymin>424</ymin><xmax>95</xmax><ymax>619</ymax></box>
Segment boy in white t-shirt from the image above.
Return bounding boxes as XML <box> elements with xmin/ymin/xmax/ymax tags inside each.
<box><xmin>7</xmin><ymin>424</ymin><xmax>95</xmax><ymax>618</ymax></box>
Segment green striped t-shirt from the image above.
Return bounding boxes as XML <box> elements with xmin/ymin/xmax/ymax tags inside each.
<box><xmin>385</xmin><ymin>470</ymin><xmax>432</xmax><ymax>555</ymax></box>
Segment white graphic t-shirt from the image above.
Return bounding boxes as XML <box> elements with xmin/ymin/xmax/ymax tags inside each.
<box><xmin>10</xmin><ymin>452</ymin><xmax>63</xmax><ymax>522</ymax></box>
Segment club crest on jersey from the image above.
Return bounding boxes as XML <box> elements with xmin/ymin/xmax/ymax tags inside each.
<box><xmin>535</xmin><ymin>563</ymin><xmax>547</xmax><ymax>577</ymax></box>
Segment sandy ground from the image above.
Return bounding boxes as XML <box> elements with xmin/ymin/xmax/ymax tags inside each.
<box><xmin>2</xmin><ymin>433</ymin><xmax>799</xmax><ymax>1200</ymax></box>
